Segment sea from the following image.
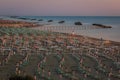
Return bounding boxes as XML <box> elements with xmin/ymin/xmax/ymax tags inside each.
<box><xmin>1</xmin><ymin>16</ymin><xmax>120</xmax><ymax>42</ymax></box>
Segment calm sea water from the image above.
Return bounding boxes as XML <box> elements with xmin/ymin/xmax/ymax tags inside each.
<box><xmin>20</xmin><ymin>16</ymin><xmax>120</xmax><ymax>26</ymax></box>
<box><xmin>1</xmin><ymin>16</ymin><xmax>120</xmax><ymax>42</ymax></box>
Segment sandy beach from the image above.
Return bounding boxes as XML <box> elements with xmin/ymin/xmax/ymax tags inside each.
<box><xmin>0</xmin><ymin>19</ymin><xmax>120</xmax><ymax>80</ymax></box>
<box><xmin>31</xmin><ymin>25</ymin><xmax>120</xmax><ymax>45</ymax></box>
<box><xmin>0</xmin><ymin>20</ymin><xmax>39</xmax><ymax>28</ymax></box>
<box><xmin>0</xmin><ymin>19</ymin><xmax>120</xmax><ymax>45</ymax></box>
<box><xmin>0</xmin><ymin>0</ymin><xmax>120</xmax><ymax>79</ymax></box>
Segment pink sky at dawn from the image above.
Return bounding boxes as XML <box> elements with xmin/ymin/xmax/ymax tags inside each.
<box><xmin>0</xmin><ymin>0</ymin><xmax>120</xmax><ymax>16</ymax></box>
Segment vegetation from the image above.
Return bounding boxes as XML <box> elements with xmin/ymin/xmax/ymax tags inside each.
<box><xmin>9</xmin><ymin>75</ymin><xmax>34</xmax><ymax>80</ymax></box>
<box><xmin>0</xmin><ymin>27</ymin><xmax>119</xmax><ymax>80</ymax></box>
<box><xmin>0</xmin><ymin>27</ymin><xmax>49</xmax><ymax>36</ymax></box>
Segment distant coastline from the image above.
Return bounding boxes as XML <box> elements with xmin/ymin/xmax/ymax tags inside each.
<box><xmin>1</xmin><ymin>16</ymin><xmax>120</xmax><ymax>42</ymax></box>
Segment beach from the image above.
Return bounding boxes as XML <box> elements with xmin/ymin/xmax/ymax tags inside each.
<box><xmin>0</xmin><ymin>0</ymin><xmax>120</xmax><ymax>79</ymax></box>
<box><xmin>0</xmin><ymin>19</ymin><xmax>120</xmax><ymax>80</ymax></box>
<box><xmin>0</xmin><ymin>20</ymin><xmax>39</xmax><ymax>28</ymax></box>
<box><xmin>2</xmin><ymin>16</ymin><xmax>120</xmax><ymax>42</ymax></box>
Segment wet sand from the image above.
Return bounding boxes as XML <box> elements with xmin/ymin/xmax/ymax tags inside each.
<box><xmin>31</xmin><ymin>25</ymin><xmax>120</xmax><ymax>46</ymax></box>
<box><xmin>0</xmin><ymin>19</ymin><xmax>120</xmax><ymax>45</ymax></box>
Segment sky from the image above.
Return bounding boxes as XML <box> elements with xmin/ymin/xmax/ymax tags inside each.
<box><xmin>0</xmin><ymin>0</ymin><xmax>120</xmax><ymax>16</ymax></box>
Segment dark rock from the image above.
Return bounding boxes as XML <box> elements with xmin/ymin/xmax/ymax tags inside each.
<box><xmin>38</xmin><ymin>19</ymin><xmax>43</xmax><ymax>21</ymax></box>
<box><xmin>74</xmin><ymin>22</ymin><xmax>82</xmax><ymax>25</ymax></box>
<box><xmin>48</xmin><ymin>20</ymin><xmax>53</xmax><ymax>22</ymax></box>
<box><xmin>58</xmin><ymin>21</ymin><xmax>65</xmax><ymax>23</ymax></box>
<box><xmin>10</xmin><ymin>16</ymin><xmax>19</xmax><ymax>18</ymax></box>
<box><xmin>18</xmin><ymin>18</ymin><xmax>27</xmax><ymax>20</ymax></box>
<box><xmin>31</xmin><ymin>19</ymin><xmax>36</xmax><ymax>20</ymax></box>
<box><xmin>92</xmin><ymin>23</ymin><xmax>112</xmax><ymax>28</ymax></box>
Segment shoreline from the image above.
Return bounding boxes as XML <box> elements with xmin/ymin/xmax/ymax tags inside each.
<box><xmin>0</xmin><ymin>20</ymin><xmax>120</xmax><ymax>80</ymax></box>
<box><xmin>0</xmin><ymin>19</ymin><xmax>120</xmax><ymax>44</ymax></box>
<box><xmin>31</xmin><ymin>26</ymin><xmax>120</xmax><ymax>45</ymax></box>
<box><xmin>0</xmin><ymin>20</ymin><xmax>39</xmax><ymax>28</ymax></box>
